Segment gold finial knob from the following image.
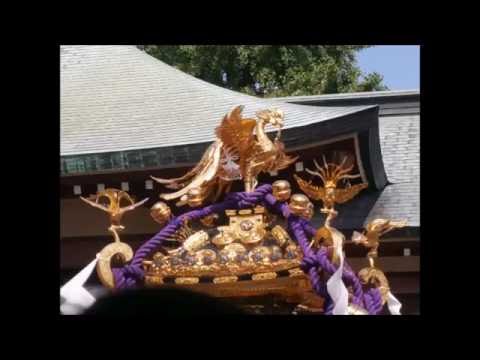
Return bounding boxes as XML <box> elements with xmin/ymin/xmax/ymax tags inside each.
<box><xmin>358</xmin><ymin>266</ymin><xmax>390</xmax><ymax>305</ymax></box>
<box><xmin>289</xmin><ymin>193</ymin><xmax>310</xmax><ymax>217</ymax></box>
<box><xmin>150</xmin><ymin>201</ymin><xmax>172</xmax><ymax>225</ymax></box>
<box><xmin>272</xmin><ymin>180</ymin><xmax>292</xmax><ymax>202</ymax></box>
<box><xmin>186</xmin><ymin>188</ymin><xmax>203</xmax><ymax>208</ymax></box>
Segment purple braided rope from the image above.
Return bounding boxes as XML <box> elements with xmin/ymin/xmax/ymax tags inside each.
<box><xmin>342</xmin><ymin>262</ymin><xmax>364</xmax><ymax>306</ymax></box>
<box><xmin>363</xmin><ymin>287</ymin><xmax>383</xmax><ymax>315</ymax></box>
<box><xmin>113</xmin><ymin>185</ymin><xmax>271</xmax><ymax>289</ymax></box>
<box><xmin>296</xmin><ymin>219</ymin><xmax>377</xmax><ymax>313</ymax></box>
<box><xmin>310</xmin><ymin>247</ymin><xmax>382</xmax><ymax>314</ymax></box>
<box><xmin>263</xmin><ymin>193</ymin><xmax>291</xmax><ymax>218</ymax></box>
<box><xmin>324</xmin><ymin>300</ymin><xmax>335</xmax><ymax>315</ymax></box>
<box><xmin>289</xmin><ymin>216</ymin><xmax>330</xmax><ymax>302</ymax></box>
<box><xmin>313</xmin><ymin>248</ymin><xmax>364</xmax><ymax>306</ymax></box>
<box><xmin>261</xmin><ymin>194</ymin><xmax>332</xmax><ymax>304</ymax></box>
<box><xmin>111</xmin><ymin>183</ymin><xmax>386</xmax><ymax>315</ymax></box>
<box><xmin>302</xmin><ymin>221</ymin><xmax>317</xmax><ymax>239</ymax></box>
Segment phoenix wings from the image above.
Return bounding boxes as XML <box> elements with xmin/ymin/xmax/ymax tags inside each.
<box><xmin>294</xmin><ymin>174</ymin><xmax>326</xmax><ymax>201</ymax></box>
<box><xmin>294</xmin><ymin>154</ymin><xmax>368</xmax><ymax>210</ymax></box>
<box><xmin>334</xmin><ymin>183</ymin><xmax>369</xmax><ymax>203</ymax></box>
<box><xmin>152</xmin><ymin>105</ymin><xmax>296</xmax><ymax>204</ymax></box>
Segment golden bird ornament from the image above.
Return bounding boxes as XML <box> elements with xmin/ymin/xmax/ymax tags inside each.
<box><xmin>151</xmin><ymin>106</ymin><xmax>297</xmax><ymax>205</ymax></box>
<box><xmin>294</xmin><ymin>154</ymin><xmax>368</xmax><ymax>211</ymax></box>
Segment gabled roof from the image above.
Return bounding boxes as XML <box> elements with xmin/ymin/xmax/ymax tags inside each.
<box><xmin>61</xmin><ymin>46</ymin><xmax>374</xmax><ymax>156</ymax></box>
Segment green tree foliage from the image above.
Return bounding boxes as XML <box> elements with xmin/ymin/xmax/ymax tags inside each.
<box><xmin>141</xmin><ymin>45</ymin><xmax>388</xmax><ymax>97</ymax></box>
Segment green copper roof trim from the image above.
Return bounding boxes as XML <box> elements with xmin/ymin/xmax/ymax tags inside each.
<box><xmin>61</xmin><ymin>143</ymin><xmax>209</xmax><ymax>176</ymax></box>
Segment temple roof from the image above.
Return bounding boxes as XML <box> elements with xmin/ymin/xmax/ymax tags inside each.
<box><xmin>61</xmin><ymin>45</ymin><xmax>374</xmax><ymax>156</ymax></box>
<box><xmin>60</xmin><ymin>45</ymin><xmax>419</xmax><ymax>227</ymax></box>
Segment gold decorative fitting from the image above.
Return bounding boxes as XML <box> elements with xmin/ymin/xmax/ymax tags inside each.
<box><xmin>79</xmin><ymin>188</ymin><xmax>147</xmax><ymax>289</ymax></box>
<box><xmin>173</xmin><ymin>230</ymin><xmax>210</xmax><ymax>254</ymax></box>
<box><xmin>289</xmin><ymin>194</ymin><xmax>311</xmax><ymax>216</ymax></box>
<box><xmin>194</xmin><ymin>249</ymin><xmax>217</xmax><ymax>266</ymax></box>
<box><xmin>271</xmin><ymin>225</ymin><xmax>292</xmax><ymax>248</ymax></box>
<box><xmin>252</xmin><ymin>272</ymin><xmax>277</xmax><ymax>281</ymax></box>
<box><xmin>211</xmin><ymin>226</ymin><xmax>236</xmax><ymax>247</ymax></box>
<box><xmin>220</xmin><ymin>243</ymin><xmax>248</xmax><ymax>260</ymax></box>
<box><xmin>143</xmin><ymin>216</ymin><xmax>303</xmax><ymax>280</ymax></box>
<box><xmin>358</xmin><ymin>266</ymin><xmax>390</xmax><ymax>305</ymax></box>
<box><xmin>150</xmin><ymin>201</ymin><xmax>172</xmax><ymax>225</ymax></box>
<box><xmin>142</xmin><ymin>260</ymin><xmax>153</xmax><ymax>271</ymax></box>
<box><xmin>228</xmin><ymin>209</ymin><xmax>267</xmax><ymax>246</ymax></box>
<box><xmin>213</xmin><ymin>276</ymin><xmax>239</xmax><ymax>284</ymax></box>
<box><xmin>288</xmin><ymin>268</ymin><xmax>304</xmax><ymax>277</ymax></box>
<box><xmin>175</xmin><ymin>277</ymin><xmax>199</xmax><ymax>285</ymax></box>
<box><xmin>152</xmin><ymin>252</ymin><xmax>165</xmax><ymax>262</ymax></box>
<box><xmin>248</xmin><ymin>246</ymin><xmax>272</xmax><ymax>264</ymax></box>
<box><xmin>313</xmin><ymin>227</ymin><xmax>334</xmax><ymax>248</ymax></box>
<box><xmin>253</xmin><ymin>206</ymin><xmax>266</xmax><ymax>214</ymax></box>
<box><xmin>352</xmin><ymin>218</ymin><xmax>407</xmax><ymax>266</ymax></box>
<box><xmin>186</xmin><ymin>187</ymin><xmax>204</xmax><ymax>208</ymax></box>
<box><xmin>239</xmin><ymin>209</ymin><xmax>253</xmax><ymax>215</ymax></box>
<box><xmin>97</xmin><ymin>242</ymin><xmax>134</xmax><ymax>289</ymax></box>
<box><xmin>199</xmin><ymin>214</ymin><xmax>218</xmax><ymax>228</ymax></box>
<box><xmin>80</xmin><ymin>188</ymin><xmax>149</xmax><ymax>227</ymax></box>
<box><xmin>272</xmin><ymin>180</ymin><xmax>292</xmax><ymax>202</ymax></box>
<box><xmin>225</xmin><ymin>210</ymin><xmax>237</xmax><ymax>217</ymax></box>
<box><xmin>145</xmin><ymin>276</ymin><xmax>164</xmax><ymax>286</ymax></box>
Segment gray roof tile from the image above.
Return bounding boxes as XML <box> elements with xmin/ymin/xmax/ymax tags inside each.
<box><xmin>374</xmin><ymin>114</ymin><xmax>420</xmax><ymax>226</ymax></box>
<box><xmin>61</xmin><ymin>45</ymin><xmax>372</xmax><ymax>156</ymax></box>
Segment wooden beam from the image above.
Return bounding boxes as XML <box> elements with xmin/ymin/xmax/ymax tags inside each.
<box><xmin>387</xmin><ymin>273</ymin><xmax>420</xmax><ymax>294</ymax></box>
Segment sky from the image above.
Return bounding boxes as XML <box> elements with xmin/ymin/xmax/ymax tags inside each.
<box><xmin>357</xmin><ymin>45</ymin><xmax>420</xmax><ymax>90</ymax></box>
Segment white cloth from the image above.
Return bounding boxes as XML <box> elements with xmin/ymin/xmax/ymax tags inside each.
<box><xmin>386</xmin><ymin>291</ymin><xmax>402</xmax><ymax>315</ymax></box>
<box><xmin>60</xmin><ymin>255</ymin><xmax>99</xmax><ymax>315</ymax></box>
<box><xmin>326</xmin><ymin>228</ymin><xmax>348</xmax><ymax>315</ymax></box>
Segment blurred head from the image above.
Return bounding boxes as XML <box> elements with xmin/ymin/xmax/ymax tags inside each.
<box><xmin>83</xmin><ymin>287</ymin><xmax>245</xmax><ymax>316</ymax></box>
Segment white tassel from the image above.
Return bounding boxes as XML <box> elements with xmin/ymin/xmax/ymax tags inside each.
<box><xmin>326</xmin><ymin>228</ymin><xmax>348</xmax><ymax>315</ymax></box>
<box><xmin>327</xmin><ymin>252</ymin><xmax>348</xmax><ymax>315</ymax></box>
<box><xmin>386</xmin><ymin>291</ymin><xmax>402</xmax><ymax>315</ymax></box>
<box><xmin>60</xmin><ymin>255</ymin><xmax>99</xmax><ymax>315</ymax></box>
